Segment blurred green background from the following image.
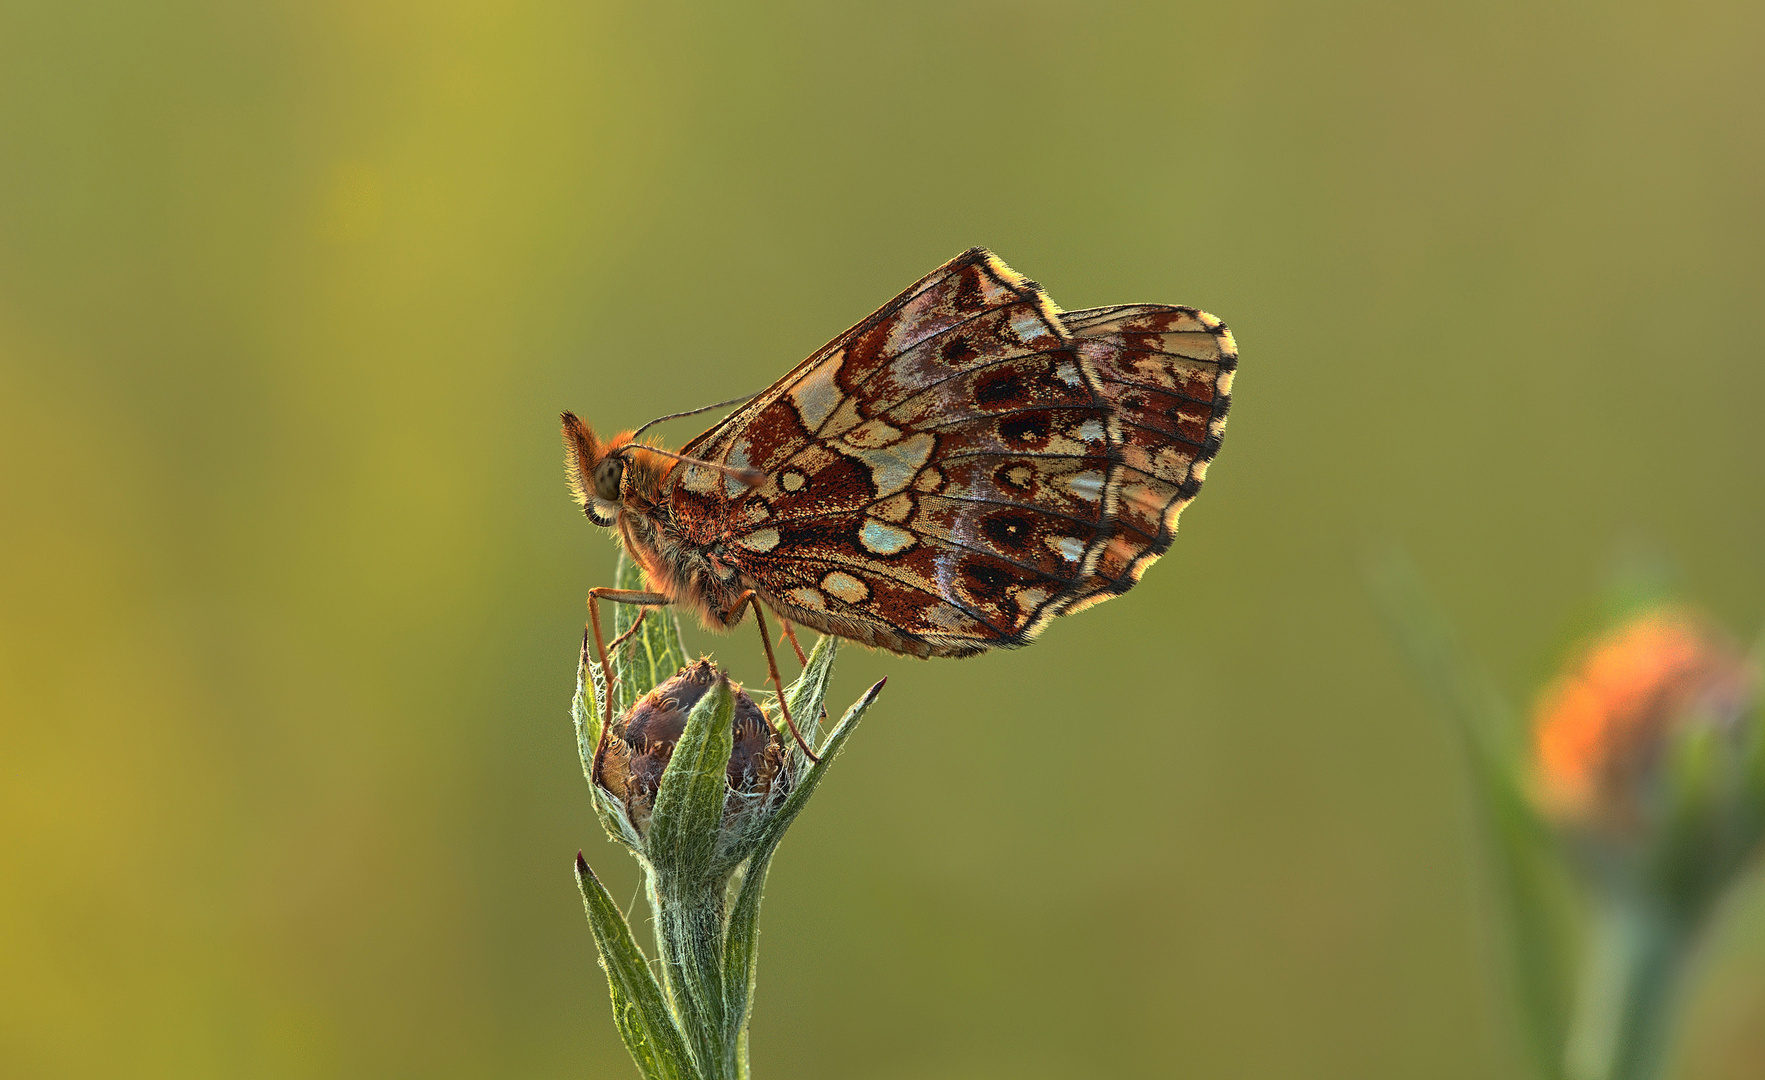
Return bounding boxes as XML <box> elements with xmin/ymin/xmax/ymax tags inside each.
<box><xmin>3</xmin><ymin>1</ymin><xmax>1762</xmax><ymax>1077</ymax></box>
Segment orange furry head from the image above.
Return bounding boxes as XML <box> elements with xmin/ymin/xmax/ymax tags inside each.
<box><xmin>561</xmin><ymin>411</ymin><xmax>637</xmax><ymax>527</ymax></box>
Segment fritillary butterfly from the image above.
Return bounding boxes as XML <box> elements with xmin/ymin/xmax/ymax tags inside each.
<box><xmin>563</xmin><ymin>248</ymin><xmax>1235</xmax><ymax>738</ymax></box>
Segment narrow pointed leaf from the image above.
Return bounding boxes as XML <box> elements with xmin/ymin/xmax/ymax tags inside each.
<box><xmin>645</xmin><ymin>681</ymin><xmax>738</xmax><ymax>1078</ymax></box>
<box><xmin>613</xmin><ymin>553</ymin><xmax>688</xmax><ymax>713</ymax></box>
<box><xmin>723</xmin><ymin>677</ymin><xmax>884</xmax><ymax>1047</ymax></box>
<box><xmin>573</xmin><ymin>633</ymin><xmax>607</xmax><ymax>777</ymax></box>
<box><xmin>754</xmin><ymin>677</ymin><xmax>882</xmax><ymax>857</ymax></box>
<box><xmin>781</xmin><ymin>635</ymin><xmax>839</xmax><ymax>770</ymax></box>
<box><xmin>575</xmin><ymin>855</ymin><xmax>702</xmax><ymax>1080</ymax></box>
<box><xmin>573</xmin><ymin>640</ymin><xmax>641</xmax><ymax>848</ymax></box>
<box><xmin>719</xmin><ymin>854</ymin><xmax>774</xmax><ymax>1072</ymax></box>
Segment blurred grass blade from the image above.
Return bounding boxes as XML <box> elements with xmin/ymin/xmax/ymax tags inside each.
<box><xmin>1366</xmin><ymin>551</ymin><xmax>1517</xmax><ymax>760</ymax></box>
<box><xmin>613</xmin><ymin>552</ymin><xmax>688</xmax><ymax>714</ymax></box>
<box><xmin>575</xmin><ymin>855</ymin><xmax>702</xmax><ymax>1080</ymax></box>
<box><xmin>1563</xmin><ymin>896</ymin><xmax>1687</xmax><ymax>1080</ymax></box>
<box><xmin>1367</xmin><ymin>551</ymin><xmax>1576</xmax><ymax>1080</ymax></box>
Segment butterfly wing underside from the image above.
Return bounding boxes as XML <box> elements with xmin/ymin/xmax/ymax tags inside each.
<box><xmin>666</xmin><ymin>249</ymin><xmax>1234</xmax><ymax>657</ymax></box>
<box><xmin>1056</xmin><ymin>304</ymin><xmax>1236</xmax><ymax>614</ymax></box>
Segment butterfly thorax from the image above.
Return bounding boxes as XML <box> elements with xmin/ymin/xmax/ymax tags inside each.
<box><xmin>615</xmin><ymin>445</ymin><xmax>747</xmax><ymax>628</ymax></box>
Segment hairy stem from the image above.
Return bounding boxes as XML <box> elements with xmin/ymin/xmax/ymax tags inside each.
<box><xmin>650</xmin><ymin>870</ymin><xmax>739</xmax><ymax>1080</ymax></box>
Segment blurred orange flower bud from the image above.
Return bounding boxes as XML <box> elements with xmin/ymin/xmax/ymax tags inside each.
<box><xmin>1533</xmin><ymin>608</ymin><xmax>1756</xmax><ymax>839</ymax></box>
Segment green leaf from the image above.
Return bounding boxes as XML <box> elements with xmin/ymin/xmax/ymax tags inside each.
<box><xmin>574</xmin><ymin>632</ymin><xmax>607</xmax><ymax>776</ymax></box>
<box><xmin>1367</xmin><ymin>552</ymin><xmax>1576</xmax><ymax>1080</ymax></box>
<box><xmin>575</xmin><ymin>855</ymin><xmax>702</xmax><ymax>1080</ymax></box>
<box><xmin>645</xmin><ymin>680</ymin><xmax>739</xmax><ymax>1078</ymax></box>
<box><xmin>781</xmin><ymin>634</ymin><xmax>839</xmax><ymax>771</ymax></box>
<box><xmin>574</xmin><ymin>637</ymin><xmax>641</xmax><ymax>849</ymax></box>
<box><xmin>755</xmin><ymin>676</ymin><xmax>882</xmax><ymax>861</ymax></box>
<box><xmin>613</xmin><ymin>552</ymin><xmax>688</xmax><ymax>714</ymax></box>
<box><xmin>720</xmin><ymin>855</ymin><xmax>771</xmax><ymax>1080</ymax></box>
<box><xmin>707</xmin><ymin>636</ymin><xmax>843</xmax><ymax>878</ymax></box>
<box><xmin>649</xmin><ymin>678</ymin><xmax>735</xmax><ymax>888</ymax></box>
<box><xmin>722</xmin><ymin>676</ymin><xmax>885</xmax><ymax>1066</ymax></box>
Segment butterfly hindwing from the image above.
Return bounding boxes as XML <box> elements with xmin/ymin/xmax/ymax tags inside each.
<box><xmin>651</xmin><ymin>251</ymin><xmax>1235</xmax><ymax>656</ymax></box>
<box><xmin>1055</xmin><ymin>304</ymin><xmax>1237</xmax><ymax>614</ymax></box>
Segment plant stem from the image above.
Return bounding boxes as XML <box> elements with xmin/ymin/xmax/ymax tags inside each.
<box><xmin>1563</xmin><ymin>894</ymin><xmax>1689</xmax><ymax>1080</ymax></box>
<box><xmin>650</xmin><ymin>869</ymin><xmax>739</xmax><ymax>1080</ymax></box>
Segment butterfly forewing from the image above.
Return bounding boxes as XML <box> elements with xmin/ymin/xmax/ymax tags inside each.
<box><xmin>645</xmin><ymin>248</ymin><xmax>1234</xmax><ymax>657</ymax></box>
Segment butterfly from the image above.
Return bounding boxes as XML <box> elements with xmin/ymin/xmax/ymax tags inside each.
<box><xmin>564</xmin><ymin>247</ymin><xmax>1235</xmax><ymax>743</ymax></box>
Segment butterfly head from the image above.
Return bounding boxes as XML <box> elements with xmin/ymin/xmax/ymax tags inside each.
<box><xmin>562</xmin><ymin>411</ymin><xmax>642</xmax><ymax>527</ymax></box>
<box><xmin>563</xmin><ymin>410</ymin><xmax>766</xmax><ymax>529</ymax></box>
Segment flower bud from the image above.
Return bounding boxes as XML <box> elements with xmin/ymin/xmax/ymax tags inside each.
<box><xmin>569</xmin><ymin>598</ymin><xmax>884</xmax><ymax>1080</ymax></box>
<box><xmin>1533</xmin><ymin>609</ymin><xmax>1757</xmax><ymax>840</ymax></box>
<box><xmin>593</xmin><ymin>658</ymin><xmax>785</xmax><ymax>839</ymax></box>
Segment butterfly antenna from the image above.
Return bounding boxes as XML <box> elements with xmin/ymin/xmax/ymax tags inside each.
<box><xmin>630</xmin><ymin>392</ymin><xmax>758</xmax><ymax>440</ymax></box>
<box><xmin>628</xmin><ymin>444</ymin><xmax>765</xmax><ymax>486</ymax></box>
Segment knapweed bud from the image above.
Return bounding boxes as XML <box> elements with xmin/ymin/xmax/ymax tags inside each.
<box><xmin>1533</xmin><ymin>609</ymin><xmax>1757</xmax><ymax>842</ymax></box>
<box><xmin>594</xmin><ymin>658</ymin><xmax>785</xmax><ymax>840</ymax></box>
<box><xmin>572</xmin><ymin>621</ymin><xmax>884</xmax><ymax>1080</ymax></box>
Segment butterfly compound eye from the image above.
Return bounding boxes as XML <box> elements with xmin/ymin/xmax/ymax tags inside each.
<box><xmin>593</xmin><ymin>456</ymin><xmax>625</xmax><ymax>502</ymax></box>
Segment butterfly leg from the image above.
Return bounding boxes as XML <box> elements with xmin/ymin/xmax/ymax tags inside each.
<box><xmin>586</xmin><ymin>587</ymin><xmax>673</xmax><ymax>742</ymax></box>
<box><xmin>604</xmin><ymin>608</ymin><xmax>651</xmax><ymax>658</ymax></box>
<box><xmin>777</xmin><ymin>615</ymin><xmax>808</xmax><ymax>666</ymax></box>
<box><xmin>729</xmin><ymin>590</ymin><xmax>819</xmax><ymax>762</ymax></box>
